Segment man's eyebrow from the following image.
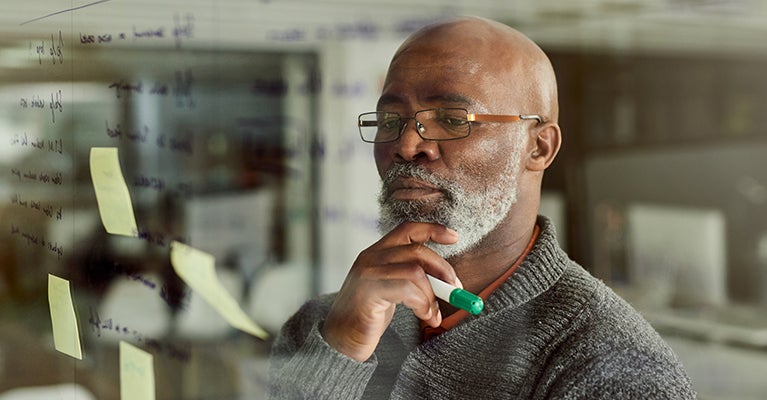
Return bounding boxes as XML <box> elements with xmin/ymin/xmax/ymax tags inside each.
<box><xmin>376</xmin><ymin>94</ymin><xmax>403</xmax><ymax>109</ymax></box>
<box><xmin>425</xmin><ymin>93</ymin><xmax>475</xmax><ymax>107</ymax></box>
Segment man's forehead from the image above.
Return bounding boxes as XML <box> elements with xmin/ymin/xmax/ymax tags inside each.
<box><xmin>380</xmin><ymin>58</ymin><xmax>501</xmax><ymax>111</ymax></box>
<box><xmin>384</xmin><ymin>52</ymin><xmax>491</xmax><ymax>88</ymax></box>
<box><xmin>385</xmin><ymin>36</ymin><xmax>511</xmax><ymax>94</ymax></box>
<box><xmin>376</xmin><ymin>92</ymin><xmax>478</xmax><ymax>110</ymax></box>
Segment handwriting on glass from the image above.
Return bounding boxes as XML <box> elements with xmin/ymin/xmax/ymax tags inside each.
<box><xmin>10</xmin><ymin>132</ymin><xmax>64</xmax><ymax>154</ymax></box>
<box><xmin>108</xmin><ymin>69</ymin><xmax>194</xmax><ymax>109</ymax></box>
<box><xmin>10</xmin><ymin>224</ymin><xmax>64</xmax><ymax>258</ymax></box>
<box><xmin>19</xmin><ymin>90</ymin><xmax>63</xmax><ymax>124</ymax></box>
<box><xmin>104</xmin><ymin>121</ymin><xmax>193</xmax><ymax>155</ymax></box>
<box><xmin>79</xmin><ymin>13</ymin><xmax>194</xmax><ymax>49</ymax></box>
<box><xmin>29</xmin><ymin>30</ymin><xmax>64</xmax><ymax>65</ymax></box>
<box><xmin>89</xmin><ymin>307</ymin><xmax>191</xmax><ymax>362</ymax></box>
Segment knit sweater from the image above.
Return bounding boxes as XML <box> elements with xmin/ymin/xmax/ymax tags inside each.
<box><xmin>268</xmin><ymin>217</ymin><xmax>697</xmax><ymax>399</ymax></box>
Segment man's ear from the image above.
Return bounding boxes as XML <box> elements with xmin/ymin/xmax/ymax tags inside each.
<box><xmin>526</xmin><ymin>122</ymin><xmax>561</xmax><ymax>171</ymax></box>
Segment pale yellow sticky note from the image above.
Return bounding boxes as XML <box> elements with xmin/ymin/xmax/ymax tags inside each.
<box><xmin>90</xmin><ymin>147</ymin><xmax>138</xmax><ymax>237</ymax></box>
<box><xmin>170</xmin><ymin>241</ymin><xmax>269</xmax><ymax>339</ymax></box>
<box><xmin>120</xmin><ymin>341</ymin><xmax>155</xmax><ymax>400</ymax></box>
<box><xmin>48</xmin><ymin>274</ymin><xmax>83</xmax><ymax>360</ymax></box>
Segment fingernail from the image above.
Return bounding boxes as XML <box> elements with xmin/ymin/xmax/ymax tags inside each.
<box><xmin>454</xmin><ymin>276</ymin><xmax>463</xmax><ymax>289</ymax></box>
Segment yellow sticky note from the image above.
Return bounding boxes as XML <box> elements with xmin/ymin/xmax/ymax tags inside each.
<box><xmin>48</xmin><ymin>274</ymin><xmax>83</xmax><ymax>360</ymax></box>
<box><xmin>90</xmin><ymin>147</ymin><xmax>138</xmax><ymax>237</ymax></box>
<box><xmin>120</xmin><ymin>341</ymin><xmax>155</xmax><ymax>400</ymax></box>
<box><xmin>170</xmin><ymin>241</ymin><xmax>269</xmax><ymax>339</ymax></box>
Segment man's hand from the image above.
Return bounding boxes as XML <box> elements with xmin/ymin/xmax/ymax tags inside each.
<box><xmin>321</xmin><ymin>222</ymin><xmax>460</xmax><ymax>362</ymax></box>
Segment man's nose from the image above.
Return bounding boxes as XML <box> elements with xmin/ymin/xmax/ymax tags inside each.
<box><xmin>394</xmin><ymin>119</ymin><xmax>439</xmax><ymax>162</ymax></box>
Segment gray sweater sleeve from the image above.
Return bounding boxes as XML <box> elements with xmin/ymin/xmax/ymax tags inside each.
<box><xmin>267</xmin><ymin>300</ymin><xmax>377</xmax><ymax>399</ymax></box>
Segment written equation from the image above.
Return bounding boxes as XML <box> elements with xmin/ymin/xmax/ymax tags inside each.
<box><xmin>89</xmin><ymin>307</ymin><xmax>191</xmax><ymax>363</ymax></box>
<box><xmin>6</xmin><ymin>22</ymin><xmax>69</xmax><ymax>263</ymax></box>
<box><xmin>252</xmin><ymin>77</ymin><xmax>368</xmax><ymax>98</ymax></box>
<box><xmin>10</xmin><ymin>193</ymin><xmax>63</xmax><ymax>221</ymax></box>
<box><xmin>10</xmin><ymin>168</ymin><xmax>63</xmax><ymax>185</ymax></box>
<box><xmin>10</xmin><ymin>132</ymin><xmax>64</xmax><ymax>154</ymax></box>
<box><xmin>79</xmin><ymin>13</ymin><xmax>194</xmax><ymax>49</ymax></box>
<box><xmin>19</xmin><ymin>89</ymin><xmax>63</xmax><ymax>124</ymax></box>
<box><xmin>29</xmin><ymin>30</ymin><xmax>64</xmax><ymax>65</ymax></box>
<box><xmin>105</xmin><ymin>120</ymin><xmax>193</xmax><ymax>155</ymax></box>
<box><xmin>108</xmin><ymin>68</ymin><xmax>194</xmax><ymax>108</ymax></box>
<box><xmin>10</xmin><ymin>224</ymin><xmax>64</xmax><ymax>259</ymax></box>
<box><xmin>266</xmin><ymin>16</ymin><xmax>443</xmax><ymax>43</ymax></box>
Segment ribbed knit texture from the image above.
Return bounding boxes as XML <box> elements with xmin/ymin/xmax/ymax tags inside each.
<box><xmin>268</xmin><ymin>216</ymin><xmax>697</xmax><ymax>399</ymax></box>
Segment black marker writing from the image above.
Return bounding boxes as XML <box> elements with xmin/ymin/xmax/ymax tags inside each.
<box><xmin>173</xmin><ymin>68</ymin><xmax>194</xmax><ymax>108</ymax></box>
<box><xmin>35</xmin><ymin>40</ymin><xmax>45</xmax><ymax>64</ymax></box>
<box><xmin>29</xmin><ymin>31</ymin><xmax>64</xmax><ymax>64</ymax></box>
<box><xmin>20</xmin><ymin>91</ymin><xmax>62</xmax><ymax>123</ymax></box>
<box><xmin>109</xmin><ymin>80</ymin><xmax>143</xmax><ymax>98</ymax></box>
<box><xmin>268</xmin><ymin>28</ymin><xmax>307</xmax><ymax>42</ymax></box>
<box><xmin>20</xmin><ymin>95</ymin><xmax>46</xmax><ymax>109</ymax></box>
<box><xmin>133</xmin><ymin>25</ymin><xmax>164</xmax><ymax>39</ymax></box>
<box><xmin>10</xmin><ymin>132</ymin><xmax>28</xmax><ymax>146</ymax></box>
<box><xmin>49</xmin><ymin>90</ymin><xmax>62</xmax><ymax>123</ymax></box>
<box><xmin>104</xmin><ymin>121</ymin><xmax>148</xmax><ymax>143</ymax></box>
<box><xmin>130</xmin><ymin>176</ymin><xmax>192</xmax><ymax>198</ymax></box>
<box><xmin>105</xmin><ymin>121</ymin><xmax>193</xmax><ymax>155</ymax></box>
<box><xmin>79</xmin><ymin>32</ymin><xmax>95</xmax><ymax>44</ymax></box>
<box><xmin>10</xmin><ymin>224</ymin><xmax>64</xmax><ymax>258</ymax></box>
<box><xmin>173</xmin><ymin>13</ymin><xmax>194</xmax><ymax>48</ymax></box>
<box><xmin>108</xmin><ymin>71</ymin><xmax>194</xmax><ymax>108</ymax></box>
<box><xmin>49</xmin><ymin>30</ymin><xmax>64</xmax><ymax>64</ymax></box>
<box><xmin>12</xmin><ymin>194</ymin><xmax>64</xmax><ymax>221</ymax></box>
<box><xmin>11</xmin><ymin>168</ymin><xmax>63</xmax><ymax>185</ymax></box>
<box><xmin>88</xmin><ymin>307</ymin><xmax>191</xmax><ymax>363</ymax></box>
<box><xmin>133</xmin><ymin>175</ymin><xmax>165</xmax><ymax>191</ymax></box>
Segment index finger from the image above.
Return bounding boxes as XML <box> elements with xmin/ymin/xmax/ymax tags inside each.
<box><xmin>378</xmin><ymin>222</ymin><xmax>459</xmax><ymax>247</ymax></box>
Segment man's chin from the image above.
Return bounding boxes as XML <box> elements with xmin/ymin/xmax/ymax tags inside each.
<box><xmin>385</xmin><ymin>197</ymin><xmax>445</xmax><ymax>216</ymax></box>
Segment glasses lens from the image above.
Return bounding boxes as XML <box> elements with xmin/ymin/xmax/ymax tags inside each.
<box><xmin>359</xmin><ymin>112</ymin><xmax>401</xmax><ymax>143</ymax></box>
<box><xmin>416</xmin><ymin>108</ymin><xmax>470</xmax><ymax>140</ymax></box>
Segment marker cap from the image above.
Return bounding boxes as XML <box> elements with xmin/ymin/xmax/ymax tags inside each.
<box><xmin>449</xmin><ymin>289</ymin><xmax>484</xmax><ymax>315</ymax></box>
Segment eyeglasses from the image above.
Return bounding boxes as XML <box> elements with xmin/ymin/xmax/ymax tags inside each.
<box><xmin>358</xmin><ymin>108</ymin><xmax>542</xmax><ymax>143</ymax></box>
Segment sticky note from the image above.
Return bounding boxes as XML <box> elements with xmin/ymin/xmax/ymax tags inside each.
<box><xmin>120</xmin><ymin>341</ymin><xmax>155</xmax><ymax>400</ymax></box>
<box><xmin>48</xmin><ymin>274</ymin><xmax>83</xmax><ymax>360</ymax></box>
<box><xmin>90</xmin><ymin>147</ymin><xmax>138</xmax><ymax>237</ymax></box>
<box><xmin>170</xmin><ymin>241</ymin><xmax>268</xmax><ymax>339</ymax></box>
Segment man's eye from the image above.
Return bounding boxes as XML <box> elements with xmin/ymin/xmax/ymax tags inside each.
<box><xmin>439</xmin><ymin>117</ymin><xmax>469</xmax><ymax>127</ymax></box>
<box><xmin>379</xmin><ymin>118</ymin><xmax>400</xmax><ymax>130</ymax></box>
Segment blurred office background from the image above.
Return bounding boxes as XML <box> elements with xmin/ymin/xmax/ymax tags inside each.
<box><xmin>1</xmin><ymin>1</ymin><xmax>767</xmax><ymax>399</ymax></box>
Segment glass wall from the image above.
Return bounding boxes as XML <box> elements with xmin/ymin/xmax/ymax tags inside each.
<box><xmin>1</xmin><ymin>1</ymin><xmax>767</xmax><ymax>399</ymax></box>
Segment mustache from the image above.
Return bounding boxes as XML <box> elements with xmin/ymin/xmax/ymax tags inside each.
<box><xmin>381</xmin><ymin>163</ymin><xmax>450</xmax><ymax>196</ymax></box>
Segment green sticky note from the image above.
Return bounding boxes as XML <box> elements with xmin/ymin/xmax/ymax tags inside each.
<box><xmin>90</xmin><ymin>147</ymin><xmax>138</xmax><ymax>237</ymax></box>
<box><xmin>48</xmin><ymin>274</ymin><xmax>83</xmax><ymax>360</ymax></box>
<box><xmin>120</xmin><ymin>341</ymin><xmax>155</xmax><ymax>400</ymax></box>
<box><xmin>170</xmin><ymin>241</ymin><xmax>268</xmax><ymax>339</ymax></box>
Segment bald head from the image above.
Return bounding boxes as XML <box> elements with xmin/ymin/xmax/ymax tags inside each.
<box><xmin>374</xmin><ymin>17</ymin><xmax>562</xmax><ymax>264</ymax></box>
<box><xmin>390</xmin><ymin>17</ymin><xmax>559</xmax><ymax>123</ymax></box>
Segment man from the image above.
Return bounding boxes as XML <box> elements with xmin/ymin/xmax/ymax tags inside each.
<box><xmin>268</xmin><ymin>16</ymin><xmax>696</xmax><ymax>399</ymax></box>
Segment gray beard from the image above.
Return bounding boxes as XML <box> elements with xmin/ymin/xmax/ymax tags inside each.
<box><xmin>377</xmin><ymin>156</ymin><xmax>520</xmax><ymax>259</ymax></box>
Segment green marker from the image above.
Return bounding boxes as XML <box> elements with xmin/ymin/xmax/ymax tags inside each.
<box><xmin>427</xmin><ymin>274</ymin><xmax>484</xmax><ymax>315</ymax></box>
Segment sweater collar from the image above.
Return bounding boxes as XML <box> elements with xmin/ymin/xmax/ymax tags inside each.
<box><xmin>481</xmin><ymin>215</ymin><xmax>570</xmax><ymax>313</ymax></box>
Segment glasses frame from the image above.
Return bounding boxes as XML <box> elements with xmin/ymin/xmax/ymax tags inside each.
<box><xmin>357</xmin><ymin>108</ymin><xmax>543</xmax><ymax>143</ymax></box>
